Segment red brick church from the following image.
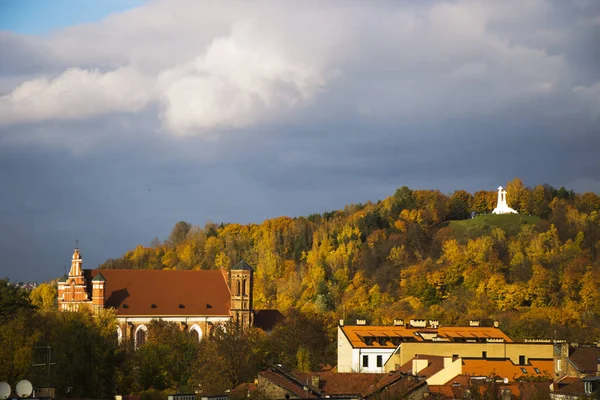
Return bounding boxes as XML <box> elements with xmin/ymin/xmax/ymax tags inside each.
<box><xmin>57</xmin><ymin>247</ymin><xmax>255</xmax><ymax>347</ymax></box>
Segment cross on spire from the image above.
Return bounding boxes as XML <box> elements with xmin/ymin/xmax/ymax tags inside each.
<box><xmin>76</xmin><ymin>238</ymin><xmax>79</xmax><ymax>249</ymax></box>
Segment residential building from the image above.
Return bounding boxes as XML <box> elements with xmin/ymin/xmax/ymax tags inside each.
<box><xmin>337</xmin><ymin>319</ymin><xmax>515</xmax><ymax>373</ymax></box>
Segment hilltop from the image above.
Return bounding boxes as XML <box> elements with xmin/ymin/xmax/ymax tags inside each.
<box><xmin>447</xmin><ymin>214</ymin><xmax>547</xmax><ymax>241</ymax></box>
<box><xmin>100</xmin><ymin>179</ymin><xmax>600</xmax><ymax>343</ymax></box>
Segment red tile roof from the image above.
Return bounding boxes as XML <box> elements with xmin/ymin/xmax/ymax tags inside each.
<box><xmin>259</xmin><ymin>369</ymin><xmax>426</xmax><ymax>399</ymax></box>
<box><xmin>87</xmin><ymin>269</ymin><xmax>231</xmax><ymax>316</ymax></box>
<box><xmin>399</xmin><ymin>355</ymin><xmax>446</xmax><ymax>378</ymax></box>
<box><xmin>461</xmin><ymin>359</ymin><xmax>554</xmax><ymax>382</ymax></box>
<box><xmin>568</xmin><ymin>345</ymin><xmax>600</xmax><ymax>373</ymax></box>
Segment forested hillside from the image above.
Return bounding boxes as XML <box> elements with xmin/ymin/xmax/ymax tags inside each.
<box><xmin>101</xmin><ymin>178</ymin><xmax>600</xmax><ymax>342</ymax></box>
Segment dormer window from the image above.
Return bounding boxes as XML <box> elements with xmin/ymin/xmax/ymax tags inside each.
<box><xmin>151</xmin><ymin>304</ymin><xmax>157</xmax><ymax>308</ymax></box>
<box><xmin>179</xmin><ymin>304</ymin><xmax>185</xmax><ymax>309</ymax></box>
<box><xmin>378</xmin><ymin>337</ymin><xmax>387</xmax><ymax>346</ymax></box>
<box><xmin>534</xmin><ymin>368</ymin><xmax>540</xmax><ymax>374</ymax></box>
<box><xmin>364</xmin><ymin>336</ymin><xmax>374</xmax><ymax>346</ymax></box>
<box><xmin>123</xmin><ymin>304</ymin><xmax>129</xmax><ymax>308</ymax></box>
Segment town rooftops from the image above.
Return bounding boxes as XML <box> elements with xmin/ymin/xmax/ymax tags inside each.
<box><xmin>340</xmin><ymin>325</ymin><xmax>513</xmax><ymax>349</ymax></box>
<box><xmin>259</xmin><ymin>368</ymin><xmax>426</xmax><ymax>399</ymax></box>
<box><xmin>86</xmin><ymin>269</ymin><xmax>231</xmax><ymax>316</ymax></box>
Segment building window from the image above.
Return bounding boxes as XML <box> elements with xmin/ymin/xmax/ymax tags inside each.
<box><xmin>362</xmin><ymin>355</ymin><xmax>369</xmax><ymax>368</ymax></box>
<box><xmin>556</xmin><ymin>359</ymin><xmax>562</xmax><ymax>372</ymax></box>
<box><xmin>482</xmin><ymin>351</ymin><xmax>487</xmax><ymax>359</ymax></box>
<box><xmin>584</xmin><ymin>381</ymin><xmax>592</xmax><ymax>394</ymax></box>
<box><xmin>377</xmin><ymin>355</ymin><xmax>383</xmax><ymax>368</ymax></box>
<box><xmin>534</xmin><ymin>368</ymin><xmax>541</xmax><ymax>374</ymax></box>
<box><xmin>521</xmin><ymin>368</ymin><xmax>528</xmax><ymax>373</ymax></box>
<box><xmin>452</xmin><ymin>354</ymin><xmax>459</xmax><ymax>358</ymax></box>
<box><xmin>135</xmin><ymin>325</ymin><xmax>147</xmax><ymax>349</ymax></box>
<box><xmin>519</xmin><ymin>355</ymin><xmax>526</xmax><ymax>365</ymax></box>
<box><xmin>242</xmin><ymin>279</ymin><xmax>246</xmax><ymax>296</ymax></box>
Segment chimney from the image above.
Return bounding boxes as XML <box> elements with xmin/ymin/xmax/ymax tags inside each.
<box><xmin>469</xmin><ymin>320</ymin><xmax>480</xmax><ymax>327</ymax></box>
<box><xmin>339</xmin><ymin>319</ymin><xmax>344</xmax><ymax>326</ymax></box>
<box><xmin>494</xmin><ymin>321</ymin><xmax>499</xmax><ymax>328</ymax></box>
<box><xmin>412</xmin><ymin>358</ymin><xmax>429</xmax><ymax>374</ymax></box>
<box><xmin>356</xmin><ymin>319</ymin><xmax>367</xmax><ymax>325</ymax></box>
<box><xmin>429</xmin><ymin>320</ymin><xmax>439</xmax><ymax>329</ymax></box>
<box><xmin>393</xmin><ymin>319</ymin><xmax>404</xmax><ymax>326</ymax></box>
<box><xmin>311</xmin><ymin>375</ymin><xmax>320</xmax><ymax>389</ymax></box>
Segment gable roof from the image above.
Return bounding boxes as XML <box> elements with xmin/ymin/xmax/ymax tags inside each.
<box><xmin>86</xmin><ymin>269</ymin><xmax>231</xmax><ymax>316</ymax></box>
<box><xmin>340</xmin><ymin>325</ymin><xmax>513</xmax><ymax>349</ymax></box>
<box><xmin>399</xmin><ymin>355</ymin><xmax>446</xmax><ymax>378</ymax></box>
<box><xmin>568</xmin><ymin>346</ymin><xmax>600</xmax><ymax>373</ymax></box>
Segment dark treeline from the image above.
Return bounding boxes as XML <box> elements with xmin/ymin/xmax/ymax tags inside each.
<box><xmin>2</xmin><ymin>280</ymin><xmax>331</xmax><ymax>398</ymax></box>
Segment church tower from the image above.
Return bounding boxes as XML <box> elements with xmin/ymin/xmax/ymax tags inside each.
<box><xmin>230</xmin><ymin>260</ymin><xmax>254</xmax><ymax>329</ymax></box>
<box><xmin>91</xmin><ymin>272</ymin><xmax>106</xmax><ymax>311</ymax></box>
<box><xmin>57</xmin><ymin>247</ymin><xmax>90</xmax><ymax>311</ymax></box>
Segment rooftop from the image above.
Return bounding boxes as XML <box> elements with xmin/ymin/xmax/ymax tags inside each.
<box><xmin>340</xmin><ymin>325</ymin><xmax>513</xmax><ymax>349</ymax></box>
<box><xmin>86</xmin><ymin>269</ymin><xmax>231</xmax><ymax>316</ymax></box>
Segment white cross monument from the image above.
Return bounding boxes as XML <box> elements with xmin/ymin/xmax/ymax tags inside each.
<box><xmin>492</xmin><ymin>186</ymin><xmax>518</xmax><ymax>214</ymax></box>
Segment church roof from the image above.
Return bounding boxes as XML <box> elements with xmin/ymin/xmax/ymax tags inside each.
<box><xmin>85</xmin><ymin>269</ymin><xmax>231</xmax><ymax>316</ymax></box>
<box><xmin>232</xmin><ymin>260</ymin><xmax>253</xmax><ymax>271</ymax></box>
<box><xmin>58</xmin><ymin>274</ymin><xmax>68</xmax><ymax>282</ymax></box>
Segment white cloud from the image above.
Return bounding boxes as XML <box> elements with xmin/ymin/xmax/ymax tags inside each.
<box><xmin>157</xmin><ymin>20</ymin><xmax>325</xmax><ymax>134</ymax></box>
<box><xmin>0</xmin><ymin>0</ymin><xmax>596</xmax><ymax>137</ymax></box>
<box><xmin>0</xmin><ymin>66</ymin><xmax>154</xmax><ymax>126</ymax></box>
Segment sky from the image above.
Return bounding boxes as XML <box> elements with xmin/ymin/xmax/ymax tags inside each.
<box><xmin>1</xmin><ymin>0</ymin><xmax>599</xmax><ymax>282</ymax></box>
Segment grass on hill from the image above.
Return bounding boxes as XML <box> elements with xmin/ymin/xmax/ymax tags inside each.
<box><xmin>448</xmin><ymin>214</ymin><xmax>545</xmax><ymax>240</ymax></box>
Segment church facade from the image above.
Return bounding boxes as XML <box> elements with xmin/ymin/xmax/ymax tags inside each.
<box><xmin>57</xmin><ymin>248</ymin><xmax>254</xmax><ymax>348</ymax></box>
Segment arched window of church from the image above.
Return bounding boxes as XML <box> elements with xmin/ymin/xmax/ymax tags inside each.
<box><xmin>116</xmin><ymin>325</ymin><xmax>123</xmax><ymax>344</ymax></box>
<box><xmin>135</xmin><ymin>325</ymin><xmax>147</xmax><ymax>349</ymax></box>
<box><xmin>189</xmin><ymin>324</ymin><xmax>203</xmax><ymax>342</ymax></box>
<box><xmin>242</xmin><ymin>279</ymin><xmax>246</xmax><ymax>296</ymax></box>
<box><xmin>237</xmin><ymin>280</ymin><xmax>241</xmax><ymax>296</ymax></box>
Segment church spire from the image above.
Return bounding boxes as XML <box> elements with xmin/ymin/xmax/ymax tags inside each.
<box><xmin>68</xmin><ymin>246</ymin><xmax>83</xmax><ymax>277</ymax></box>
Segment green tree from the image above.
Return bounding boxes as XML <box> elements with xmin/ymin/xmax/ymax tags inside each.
<box><xmin>0</xmin><ymin>278</ymin><xmax>33</xmax><ymax>320</ymax></box>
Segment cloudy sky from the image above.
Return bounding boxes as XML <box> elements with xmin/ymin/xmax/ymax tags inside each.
<box><xmin>1</xmin><ymin>0</ymin><xmax>599</xmax><ymax>282</ymax></box>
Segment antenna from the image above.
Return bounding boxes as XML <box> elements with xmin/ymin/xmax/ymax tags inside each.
<box><xmin>16</xmin><ymin>380</ymin><xmax>33</xmax><ymax>398</ymax></box>
<box><xmin>0</xmin><ymin>382</ymin><xmax>11</xmax><ymax>400</ymax></box>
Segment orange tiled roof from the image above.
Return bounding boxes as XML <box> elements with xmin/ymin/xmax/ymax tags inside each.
<box><xmin>461</xmin><ymin>359</ymin><xmax>553</xmax><ymax>382</ymax></box>
<box><xmin>340</xmin><ymin>325</ymin><xmax>512</xmax><ymax>348</ymax></box>
<box><xmin>87</xmin><ymin>269</ymin><xmax>231</xmax><ymax>316</ymax></box>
